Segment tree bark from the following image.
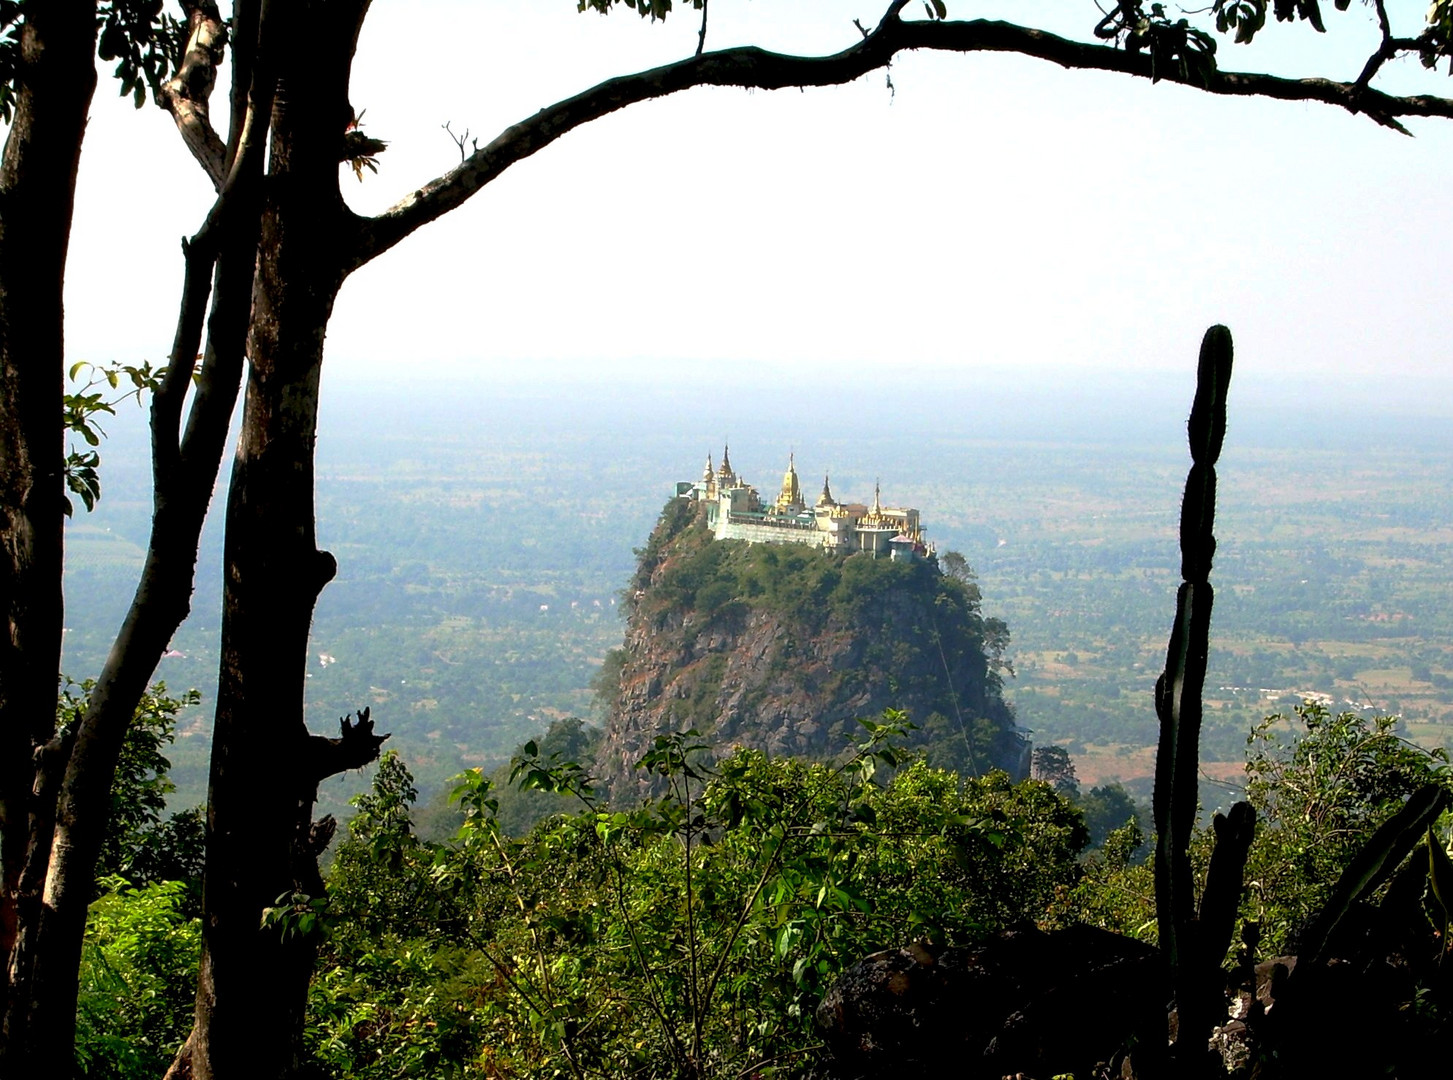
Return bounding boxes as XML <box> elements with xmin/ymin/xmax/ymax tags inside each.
<box><xmin>5</xmin><ymin>2</ymin><xmax>268</xmax><ymax>1071</ymax></box>
<box><xmin>28</xmin><ymin>167</ymin><xmax>262</xmax><ymax>1070</ymax></box>
<box><xmin>188</xmin><ymin>6</ymin><xmax>382</xmax><ymax>1076</ymax></box>
<box><xmin>0</xmin><ymin>4</ymin><xmax>97</xmax><ymax>1075</ymax></box>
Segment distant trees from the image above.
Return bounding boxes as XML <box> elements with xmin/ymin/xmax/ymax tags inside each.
<box><xmin>1078</xmin><ymin>783</ymin><xmax>1145</xmax><ymax>849</ymax></box>
<box><xmin>1032</xmin><ymin>745</ymin><xmax>1079</xmax><ymax>796</ymax></box>
<box><xmin>9</xmin><ymin>1</ymin><xmax>1453</xmax><ymax>1076</ymax></box>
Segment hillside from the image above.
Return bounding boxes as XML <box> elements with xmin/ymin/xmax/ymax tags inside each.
<box><xmin>595</xmin><ymin>497</ymin><xmax>1027</xmax><ymax>795</ymax></box>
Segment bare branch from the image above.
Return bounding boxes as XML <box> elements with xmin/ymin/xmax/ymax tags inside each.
<box><xmin>350</xmin><ymin>9</ymin><xmax>1453</xmax><ymax>270</ymax></box>
<box><xmin>1374</xmin><ymin>0</ymin><xmax>1392</xmax><ymax>42</ymax></box>
<box><xmin>696</xmin><ymin>0</ymin><xmax>708</xmax><ymax>58</ymax></box>
<box><xmin>159</xmin><ymin>2</ymin><xmax>229</xmax><ymax>190</ymax></box>
<box><xmin>154</xmin><ymin>20</ymin><xmax>279</xmax><ymax>490</ymax></box>
<box><xmin>149</xmin><ymin>231</ymin><xmax>215</xmax><ymax>488</ymax></box>
<box><xmin>441</xmin><ymin>121</ymin><xmax>478</xmax><ymax>163</ymax></box>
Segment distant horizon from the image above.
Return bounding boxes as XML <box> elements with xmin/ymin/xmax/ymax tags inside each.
<box><xmin>50</xmin><ymin>4</ymin><xmax>1453</xmax><ymax>421</ymax></box>
<box><xmin>315</xmin><ymin>356</ymin><xmax>1453</xmax><ymax>456</ymax></box>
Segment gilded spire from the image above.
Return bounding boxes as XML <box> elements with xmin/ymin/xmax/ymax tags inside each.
<box><xmin>719</xmin><ymin>442</ymin><xmax>732</xmax><ymax>477</ymax></box>
<box><xmin>776</xmin><ymin>451</ymin><xmax>803</xmax><ymax>511</ymax></box>
<box><xmin>817</xmin><ymin>473</ymin><xmax>836</xmax><ymax>508</ymax></box>
<box><xmin>703</xmin><ymin>453</ymin><xmax>714</xmax><ymax>483</ymax></box>
<box><xmin>872</xmin><ymin>479</ymin><xmax>882</xmax><ymax>515</ymax></box>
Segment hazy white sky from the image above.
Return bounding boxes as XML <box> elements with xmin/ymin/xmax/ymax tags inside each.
<box><xmin>59</xmin><ymin>1</ymin><xmax>1453</xmax><ymax>409</ymax></box>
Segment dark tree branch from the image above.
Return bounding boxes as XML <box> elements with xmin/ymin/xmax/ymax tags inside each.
<box><xmin>155</xmin><ymin>0</ymin><xmax>278</xmax><ymax>501</ymax></box>
<box><xmin>159</xmin><ymin>2</ymin><xmax>229</xmax><ymax>190</ymax></box>
<box><xmin>150</xmin><ymin>234</ymin><xmax>216</xmax><ymax>489</ymax></box>
<box><xmin>224</xmin><ymin>1</ymin><xmax>262</xmax><ymax>169</ymax></box>
<box><xmin>349</xmin><ymin>7</ymin><xmax>1453</xmax><ymax>270</ymax></box>
<box><xmin>0</xmin><ymin>1</ymin><xmax>98</xmax><ymax>1061</ymax></box>
<box><xmin>305</xmin><ymin>708</ymin><xmax>390</xmax><ymax>784</ymax></box>
<box><xmin>696</xmin><ymin>0</ymin><xmax>708</xmax><ymax>58</ymax></box>
<box><xmin>1374</xmin><ymin>0</ymin><xmax>1392</xmax><ymax>42</ymax></box>
<box><xmin>1350</xmin><ymin>0</ymin><xmax>1421</xmax><ymax>98</ymax></box>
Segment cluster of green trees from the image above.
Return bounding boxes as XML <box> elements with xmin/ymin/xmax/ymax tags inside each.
<box><xmin>73</xmin><ymin>697</ymin><xmax>1452</xmax><ymax>1078</ymax></box>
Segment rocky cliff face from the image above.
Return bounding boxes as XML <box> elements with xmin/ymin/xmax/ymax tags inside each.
<box><xmin>595</xmin><ymin>498</ymin><xmax>1026</xmax><ymax>797</ymax></box>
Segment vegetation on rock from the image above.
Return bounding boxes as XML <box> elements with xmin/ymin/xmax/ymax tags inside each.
<box><xmin>598</xmin><ymin>500</ymin><xmax>1022</xmax><ymax>794</ymax></box>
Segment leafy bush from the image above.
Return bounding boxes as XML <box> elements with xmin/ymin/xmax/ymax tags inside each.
<box><xmin>75</xmin><ymin>879</ymin><xmax>201</xmax><ymax>1080</ymax></box>
<box><xmin>58</xmin><ymin>679</ymin><xmax>204</xmax><ymax>893</ymax></box>
<box><xmin>1058</xmin><ymin>703</ymin><xmax>1453</xmax><ymax>956</ymax></box>
<box><xmin>1240</xmin><ymin>702</ymin><xmax>1453</xmax><ymax>953</ymax></box>
<box><xmin>310</xmin><ymin>720</ymin><xmax>1088</xmax><ymax>1078</ymax></box>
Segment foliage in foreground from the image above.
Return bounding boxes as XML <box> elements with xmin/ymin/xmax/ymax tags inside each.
<box><xmin>68</xmin><ymin>681</ymin><xmax>205</xmax><ymax>1079</ymax></box>
<box><xmin>72</xmin><ymin>697</ymin><xmax>1453</xmax><ymax>1078</ymax></box>
<box><xmin>1066</xmin><ymin>703</ymin><xmax>1453</xmax><ymax>959</ymax></box>
<box><xmin>75</xmin><ymin>878</ymin><xmax>201</xmax><ymax>1080</ymax></box>
<box><xmin>311</xmin><ymin>717</ymin><xmax>1086</xmax><ymax>1078</ymax></box>
<box><xmin>1240</xmin><ymin>701</ymin><xmax>1453</xmax><ymax>955</ymax></box>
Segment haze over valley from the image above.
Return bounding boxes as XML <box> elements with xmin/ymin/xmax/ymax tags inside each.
<box><xmin>60</xmin><ymin>363</ymin><xmax>1453</xmax><ymax>816</ymax></box>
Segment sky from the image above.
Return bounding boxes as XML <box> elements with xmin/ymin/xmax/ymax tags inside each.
<box><xmin>58</xmin><ymin>1</ymin><xmax>1453</xmax><ymax>416</ymax></box>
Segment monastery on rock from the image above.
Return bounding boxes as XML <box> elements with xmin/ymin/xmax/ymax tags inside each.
<box><xmin>676</xmin><ymin>446</ymin><xmax>933</xmax><ymax>560</ymax></box>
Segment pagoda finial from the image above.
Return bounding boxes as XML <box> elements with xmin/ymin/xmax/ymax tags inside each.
<box><xmin>703</xmin><ymin>452</ymin><xmax>714</xmax><ymax>483</ymax></box>
<box><xmin>777</xmin><ymin>450</ymin><xmax>803</xmax><ymax>511</ymax></box>
<box><xmin>873</xmin><ymin>478</ymin><xmax>882</xmax><ymax>514</ymax></box>
<box><xmin>719</xmin><ymin>442</ymin><xmax>733</xmax><ymax>478</ymax></box>
<box><xmin>817</xmin><ymin>473</ymin><xmax>835</xmax><ymax>508</ymax></box>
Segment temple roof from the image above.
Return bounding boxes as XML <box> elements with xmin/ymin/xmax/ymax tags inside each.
<box><xmin>777</xmin><ymin>452</ymin><xmax>803</xmax><ymax>509</ymax></box>
<box><xmin>817</xmin><ymin>473</ymin><xmax>836</xmax><ymax>508</ymax></box>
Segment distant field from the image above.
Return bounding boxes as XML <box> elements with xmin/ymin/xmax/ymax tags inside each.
<box><xmin>956</xmin><ymin>440</ymin><xmax>1453</xmax><ymax>796</ymax></box>
<box><xmin>63</xmin><ymin>524</ymin><xmax>146</xmax><ymax>572</ymax></box>
<box><xmin>59</xmin><ymin>375</ymin><xmax>1453</xmax><ymax>813</ymax></box>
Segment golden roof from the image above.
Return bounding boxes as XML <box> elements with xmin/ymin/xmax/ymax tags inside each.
<box><xmin>776</xmin><ymin>452</ymin><xmax>802</xmax><ymax>510</ymax></box>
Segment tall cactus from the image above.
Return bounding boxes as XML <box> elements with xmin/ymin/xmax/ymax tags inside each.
<box><xmin>1151</xmin><ymin>326</ymin><xmax>1257</xmax><ymax>1071</ymax></box>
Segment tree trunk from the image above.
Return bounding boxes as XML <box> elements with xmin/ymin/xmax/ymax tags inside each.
<box><xmin>28</xmin><ymin>202</ymin><xmax>261</xmax><ymax>1066</ymax></box>
<box><xmin>6</xmin><ymin>3</ymin><xmax>269</xmax><ymax>1067</ymax></box>
<box><xmin>0</xmin><ymin>4</ymin><xmax>97</xmax><ymax>1075</ymax></box>
<box><xmin>189</xmin><ymin>8</ymin><xmax>382</xmax><ymax>1075</ymax></box>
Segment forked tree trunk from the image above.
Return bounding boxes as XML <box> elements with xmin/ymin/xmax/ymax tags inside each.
<box><xmin>10</xmin><ymin>5</ymin><xmax>268</xmax><ymax>1069</ymax></box>
<box><xmin>0</xmin><ymin>4</ymin><xmax>97</xmax><ymax>1075</ymax></box>
<box><xmin>187</xmin><ymin>8</ymin><xmax>384</xmax><ymax>1075</ymax></box>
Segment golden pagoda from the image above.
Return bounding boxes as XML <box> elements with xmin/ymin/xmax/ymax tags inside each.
<box><xmin>717</xmin><ymin>443</ymin><xmax>738</xmax><ymax>489</ymax></box>
<box><xmin>774</xmin><ymin>452</ymin><xmax>804</xmax><ymax>513</ymax></box>
<box><xmin>680</xmin><ymin>449</ymin><xmax>929</xmax><ymax>561</ymax></box>
<box><xmin>816</xmin><ymin>474</ymin><xmax>837</xmax><ymax>509</ymax></box>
